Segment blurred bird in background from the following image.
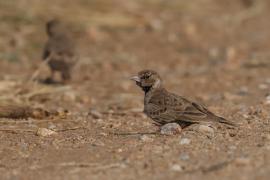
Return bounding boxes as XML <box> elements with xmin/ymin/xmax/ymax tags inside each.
<box><xmin>43</xmin><ymin>19</ymin><xmax>78</xmax><ymax>84</ymax></box>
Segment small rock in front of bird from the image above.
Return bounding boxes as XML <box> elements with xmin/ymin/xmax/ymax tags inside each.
<box><xmin>36</xmin><ymin>128</ymin><xmax>57</xmax><ymax>137</ymax></box>
<box><xmin>196</xmin><ymin>125</ymin><xmax>215</xmax><ymax>137</ymax></box>
<box><xmin>180</xmin><ymin>138</ymin><xmax>191</xmax><ymax>145</ymax></box>
<box><xmin>160</xmin><ymin>123</ymin><xmax>182</xmax><ymax>135</ymax></box>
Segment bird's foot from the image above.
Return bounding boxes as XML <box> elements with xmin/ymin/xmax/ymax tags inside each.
<box><xmin>42</xmin><ymin>77</ymin><xmax>63</xmax><ymax>85</ymax></box>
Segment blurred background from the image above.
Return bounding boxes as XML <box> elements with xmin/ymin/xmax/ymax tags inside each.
<box><xmin>1</xmin><ymin>0</ymin><xmax>270</xmax><ymax>108</ymax></box>
<box><xmin>0</xmin><ymin>1</ymin><xmax>270</xmax><ymax>179</ymax></box>
<box><xmin>1</xmin><ymin>0</ymin><xmax>269</xmax><ymax>74</ymax></box>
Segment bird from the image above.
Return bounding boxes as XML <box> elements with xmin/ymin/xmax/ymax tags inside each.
<box><xmin>42</xmin><ymin>19</ymin><xmax>77</xmax><ymax>83</ymax></box>
<box><xmin>130</xmin><ymin>70</ymin><xmax>236</xmax><ymax>127</ymax></box>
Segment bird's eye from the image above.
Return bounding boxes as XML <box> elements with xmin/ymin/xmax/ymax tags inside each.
<box><xmin>144</xmin><ymin>74</ymin><xmax>151</xmax><ymax>79</ymax></box>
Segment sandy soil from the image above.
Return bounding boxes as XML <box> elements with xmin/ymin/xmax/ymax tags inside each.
<box><xmin>0</xmin><ymin>0</ymin><xmax>270</xmax><ymax>179</ymax></box>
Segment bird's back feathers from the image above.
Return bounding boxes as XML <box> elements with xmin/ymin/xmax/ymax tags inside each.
<box><xmin>144</xmin><ymin>88</ymin><xmax>236</xmax><ymax>126</ymax></box>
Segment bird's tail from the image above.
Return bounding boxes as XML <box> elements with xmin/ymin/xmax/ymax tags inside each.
<box><xmin>217</xmin><ymin>116</ymin><xmax>238</xmax><ymax>127</ymax></box>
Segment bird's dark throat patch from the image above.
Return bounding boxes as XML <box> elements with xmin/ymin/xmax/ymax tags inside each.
<box><xmin>142</xmin><ymin>86</ymin><xmax>152</xmax><ymax>94</ymax></box>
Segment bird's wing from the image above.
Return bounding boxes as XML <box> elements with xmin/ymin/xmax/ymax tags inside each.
<box><xmin>43</xmin><ymin>37</ymin><xmax>76</xmax><ymax>64</ymax></box>
<box><xmin>147</xmin><ymin>91</ymin><xmax>218</xmax><ymax>124</ymax></box>
<box><xmin>145</xmin><ymin>102</ymin><xmax>178</xmax><ymax>124</ymax></box>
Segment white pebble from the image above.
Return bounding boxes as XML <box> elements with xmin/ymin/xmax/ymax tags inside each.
<box><xmin>170</xmin><ymin>164</ymin><xmax>183</xmax><ymax>172</ymax></box>
<box><xmin>89</xmin><ymin>109</ymin><xmax>102</xmax><ymax>119</ymax></box>
<box><xmin>160</xmin><ymin>123</ymin><xmax>182</xmax><ymax>135</ymax></box>
<box><xmin>48</xmin><ymin>123</ymin><xmax>56</xmax><ymax>130</ymax></box>
<box><xmin>139</xmin><ymin>135</ymin><xmax>153</xmax><ymax>142</ymax></box>
<box><xmin>36</xmin><ymin>128</ymin><xmax>57</xmax><ymax>137</ymax></box>
<box><xmin>197</xmin><ymin>125</ymin><xmax>215</xmax><ymax>137</ymax></box>
<box><xmin>117</xmin><ymin>148</ymin><xmax>123</xmax><ymax>153</ymax></box>
<box><xmin>180</xmin><ymin>138</ymin><xmax>191</xmax><ymax>145</ymax></box>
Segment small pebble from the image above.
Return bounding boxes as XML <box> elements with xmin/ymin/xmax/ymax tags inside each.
<box><xmin>179</xmin><ymin>153</ymin><xmax>190</xmax><ymax>161</ymax></box>
<box><xmin>197</xmin><ymin>125</ymin><xmax>215</xmax><ymax>137</ymax></box>
<box><xmin>48</xmin><ymin>123</ymin><xmax>56</xmax><ymax>130</ymax></box>
<box><xmin>258</xmin><ymin>84</ymin><xmax>268</xmax><ymax>90</ymax></box>
<box><xmin>64</xmin><ymin>91</ymin><xmax>77</xmax><ymax>101</ymax></box>
<box><xmin>92</xmin><ymin>141</ymin><xmax>105</xmax><ymax>147</ymax></box>
<box><xmin>265</xmin><ymin>95</ymin><xmax>270</xmax><ymax>105</ymax></box>
<box><xmin>180</xmin><ymin>138</ymin><xmax>191</xmax><ymax>145</ymax></box>
<box><xmin>99</xmin><ymin>132</ymin><xmax>108</xmax><ymax>137</ymax></box>
<box><xmin>89</xmin><ymin>109</ymin><xmax>102</xmax><ymax>119</ymax></box>
<box><xmin>170</xmin><ymin>164</ymin><xmax>183</xmax><ymax>172</ymax></box>
<box><xmin>36</xmin><ymin>128</ymin><xmax>57</xmax><ymax>137</ymax></box>
<box><xmin>242</xmin><ymin>114</ymin><xmax>249</xmax><ymax>119</ymax></box>
<box><xmin>117</xmin><ymin>148</ymin><xmax>123</xmax><ymax>153</ymax></box>
<box><xmin>139</xmin><ymin>135</ymin><xmax>153</xmax><ymax>142</ymax></box>
<box><xmin>235</xmin><ymin>157</ymin><xmax>250</xmax><ymax>166</ymax></box>
<box><xmin>160</xmin><ymin>123</ymin><xmax>182</xmax><ymax>135</ymax></box>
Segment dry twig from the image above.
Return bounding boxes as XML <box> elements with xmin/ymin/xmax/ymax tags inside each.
<box><xmin>29</xmin><ymin>162</ymin><xmax>125</xmax><ymax>170</ymax></box>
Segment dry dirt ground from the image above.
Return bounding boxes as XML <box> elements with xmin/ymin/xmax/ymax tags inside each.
<box><xmin>0</xmin><ymin>0</ymin><xmax>270</xmax><ymax>179</ymax></box>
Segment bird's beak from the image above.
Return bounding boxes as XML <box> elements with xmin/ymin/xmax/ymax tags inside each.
<box><xmin>130</xmin><ymin>76</ymin><xmax>140</xmax><ymax>82</ymax></box>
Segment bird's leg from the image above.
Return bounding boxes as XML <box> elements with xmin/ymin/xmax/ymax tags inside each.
<box><xmin>50</xmin><ymin>69</ymin><xmax>55</xmax><ymax>80</ymax></box>
<box><xmin>152</xmin><ymin>122</ymin><xmax>162</xmax><ymax>132</ymax></box>
<box><xmin>44</xmin><ymin>69</ymin><xmax>55</xmax><ymax>84</ymax></box>
<box><xmin>61</xmin><ymin>70</ymin><xmax>71</xmax><ymax>84</ymax></box>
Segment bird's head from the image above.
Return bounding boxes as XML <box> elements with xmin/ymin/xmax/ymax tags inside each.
<box><xmin>46</xmin><ymin>19</ymin><xmax>63</xmax><ymax>37</ymax></box>
<box><xmin>130</xmin><ymin>70</ymin><xmax>162</xmax><ymax>93</ymax></box>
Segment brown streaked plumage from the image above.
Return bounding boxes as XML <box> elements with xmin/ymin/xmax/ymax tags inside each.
<box><xmin>43</xmin><ymin>19</ymin><xmax>77</xmax><ymax>83</ymax></box>
<box><xmin>130</xmin><ymin>70</ymin><xmax>236</xmax><ymax>127</ymax></box>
